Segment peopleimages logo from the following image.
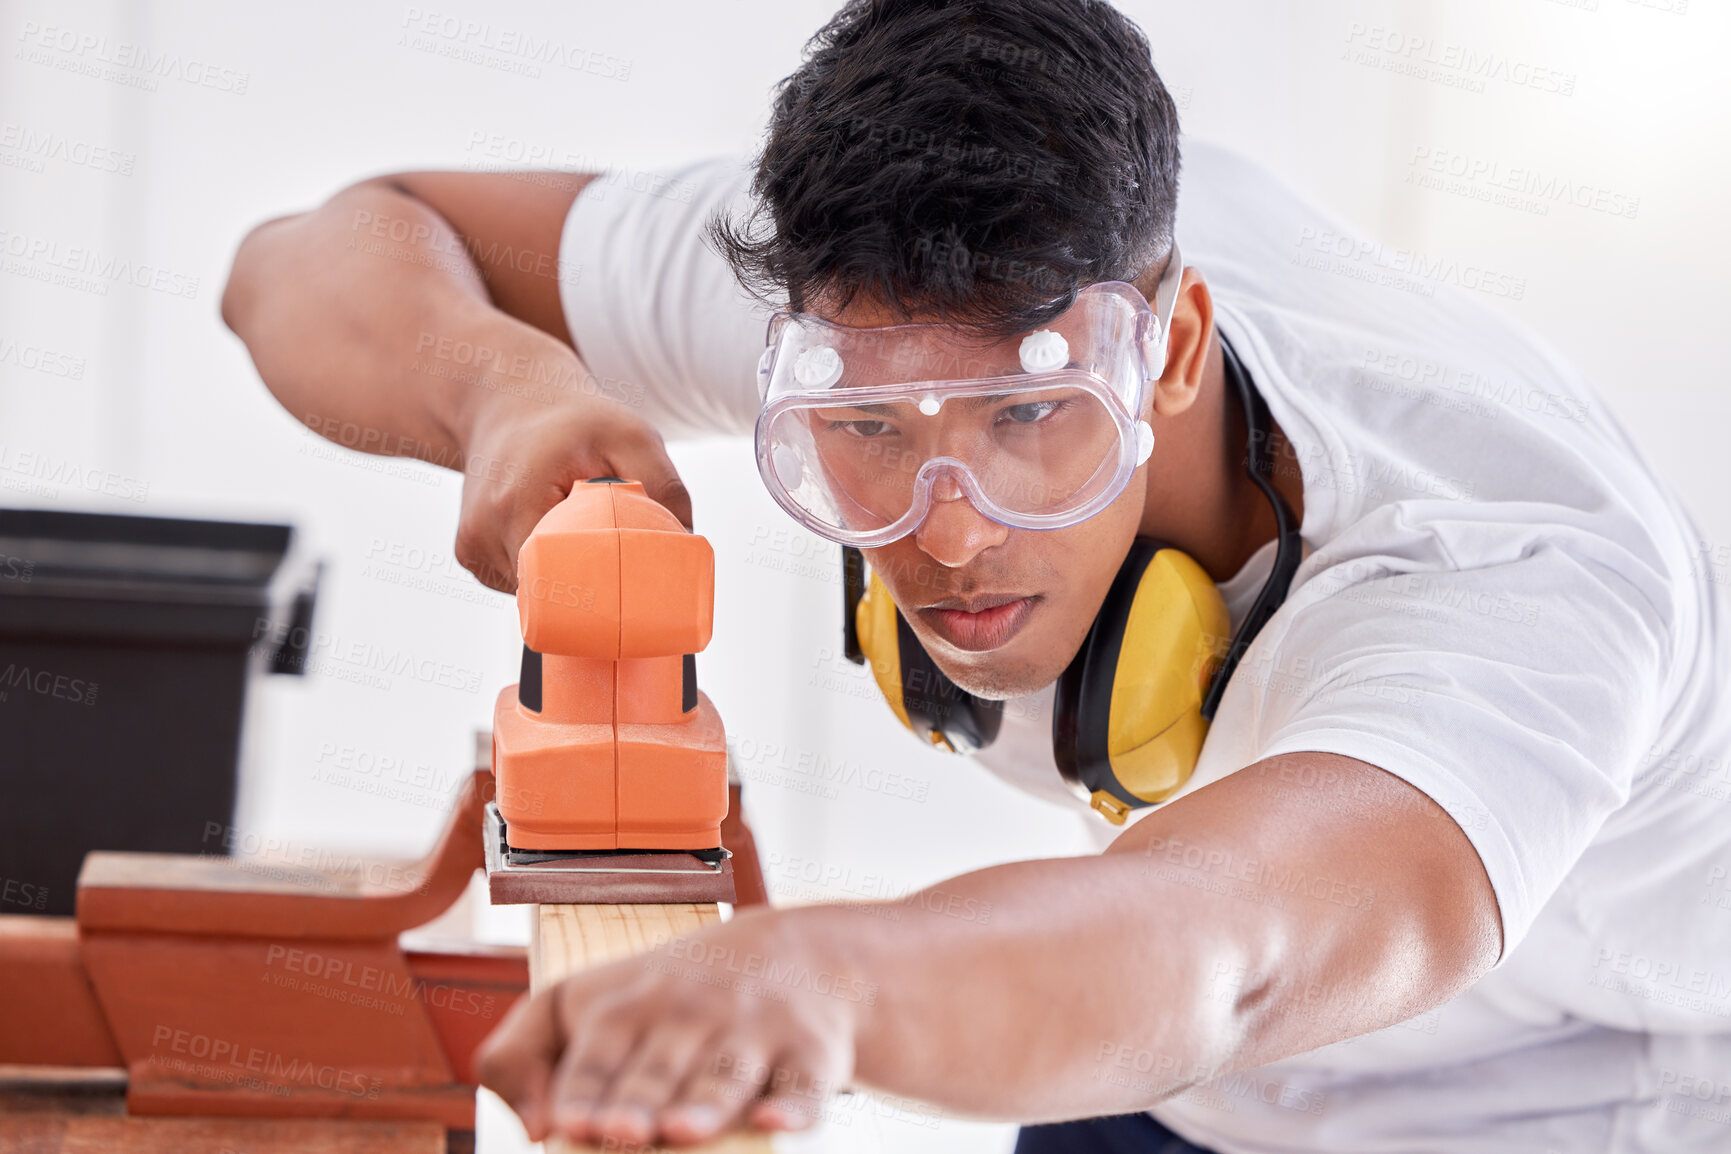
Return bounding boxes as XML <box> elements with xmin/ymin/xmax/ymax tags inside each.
<box><xmin>663</xmin><ymin>939</ymin><xmax>879</xmax><ymax>1006</ymax></box>
<box><xmin>1406</xmin><ymin>147</ymin><xmax>1641</xmax><ymax>220</ymax></box>
<box><xmin>0</xmin><ymin>877</ymin><xmax>48</xmax><ymax>910</ymax></box>
<box><xmin>1341</xmin><ymin>23</ymin><xmax>1577</xmax><ymax>97</ymax></box>
<box><xmin>263</xmin><ymin>944</ymin><xmax>499</xmax><ymax>1020</ymax></box>
<box><xmin>1293</xmin><ymin>226</ymin><xmax>1527</xmax><ymax>302</ymax></box>
<box><xmin>0</xmin><ymin>333</ymin><xmax>86</xmax><ymax>378</ymax></box>
<box><xmin>397</xmin><ymin>8</ymin><xmax>631</xmax><ymax>81</ymax></box>
<box><xmin>0</xmin><ymin>121</ymin><xmax>135</xmax><ymax>175</ymax></box>
<box><xmin>150</xmin><ymin>1026</ymin><xmax>381</xmax><ymax>1097</ymax></box>
<box><xmin>0</xmin><ymin>444</ymin><xmax>149</xmax><ymax>503</ymax></box>
<box><xmin>1588</xmin><ymin>948</ymin><xmax>1731</xmax><ymax>1018</ymax></box>
<box><xmin>250</xmin><ymin>617</ymin><xmax>484</xmax><ymax>694</ymax></box>
<box><xmin>15</xmin><ymin>21</ymin><xmax>251</xmax><ymax>94</ymax></box>
<box><xmin>0</xmin><ymin>663</ymin><xmax>99</xmax><ymax>706</ymax></box>
<box><xmin>0</xmin><ymin>227</ymin><xmax>200</xmax><ymax>298</ymax></box>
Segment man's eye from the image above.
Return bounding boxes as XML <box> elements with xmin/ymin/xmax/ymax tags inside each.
<box><xmin>833</xmin><ymin>419</ymin><xmax>894</xmax><ymax>437</ymax></box>
<box><xmin>999</xmin><ymin>400</ymin><xmax>1065</xmax><ymax>425</ymax></box>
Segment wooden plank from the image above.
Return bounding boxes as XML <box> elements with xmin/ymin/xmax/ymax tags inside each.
<box><xmin>531</xmin><ymin>904</ymin><xmax>774</xmax><ymax>1154</ymax></box>
<box><xmin>0</xmin><ymin>1114</ymin><xmax>446</xmax><ymax>1154</ymax></box>
<box><xmin>531</xmin><ymin>904</ymin><xmax>720</xmax><ymax>987</ymax></box>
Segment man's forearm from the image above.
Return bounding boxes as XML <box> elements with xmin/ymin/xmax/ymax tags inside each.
<box><xmin>220</xmin><ymin>178</ymin><xmax>586</xmax><ymax>468</ymax></box>
<box><xmin>821</xmin><ymin>853</ymin><xmax>1244</xmax><ymax>1121</ymax></box>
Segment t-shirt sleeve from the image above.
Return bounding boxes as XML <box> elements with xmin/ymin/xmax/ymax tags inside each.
<box><xmin>1230</xmin><ymin>515</ymin><xmax>1672</xmax><ymax>962</ymax></box>
<box><xmin>558</xmin><ymin>155</ymin><xmax>773</xmax><ymax>439</ymax></box>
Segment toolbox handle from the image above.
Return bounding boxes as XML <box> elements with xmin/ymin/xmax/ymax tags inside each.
<box><xmin>267</xmin><ymin>560</ymin><xmax>323</xmax><ymax>676</ymax></box>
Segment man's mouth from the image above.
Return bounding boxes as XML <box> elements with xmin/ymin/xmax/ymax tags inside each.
<box><xmin>915</xmin><ymin>594</ymin><xmax>1039</xmax><ymax>652</ymax></box>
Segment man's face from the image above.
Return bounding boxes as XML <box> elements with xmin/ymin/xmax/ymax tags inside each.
<box><xmin>818</xmin><ymin>294</ymin><xmax>1150</xmax><ymax>701</ymax></box>
<box><xmin>863</xmin><ymin>463</ymin><xmax>1147</xmax><ymax>700</ymax></box>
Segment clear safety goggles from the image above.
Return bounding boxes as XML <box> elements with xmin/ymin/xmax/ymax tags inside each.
<box><xmin>753</xmin><ymin>245</ymin><xmax>1184</xmax><ymax>548</ymax></box>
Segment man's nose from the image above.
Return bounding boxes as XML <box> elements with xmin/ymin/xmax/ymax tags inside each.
<box><xmin>913</xmin><ymin>472</ymin><xmax>1008</xmax><ymax>567</ymax></box>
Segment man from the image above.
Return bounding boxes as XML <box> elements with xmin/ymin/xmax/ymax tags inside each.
<box><xmin>221</xmin><ymin>1</ymin><xmax>1731</xmax><ymax>1151</ymax></box>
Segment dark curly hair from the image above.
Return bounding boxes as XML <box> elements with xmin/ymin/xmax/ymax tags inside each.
<box><xmin>709</xmin><ymin>0</ymin><xmax>1183</xmax><ymax>336</ymax></box>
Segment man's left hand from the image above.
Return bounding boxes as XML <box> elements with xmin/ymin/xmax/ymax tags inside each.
<box><xmin>475</xmin><ymin>906</ymin><xmax>866</xmax><ymax>1148</ymax></box>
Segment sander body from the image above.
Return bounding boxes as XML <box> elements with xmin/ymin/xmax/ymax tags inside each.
<box><xmin>487</xmin><ymin>478</ymin><xmax>735</xmax><ymax>904</ymax></box>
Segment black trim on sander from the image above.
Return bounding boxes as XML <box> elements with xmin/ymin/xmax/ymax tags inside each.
<box><xmin>518</xmin><ymin>644</ymin><xmax>543</xmax><ymax>713</ymax></box>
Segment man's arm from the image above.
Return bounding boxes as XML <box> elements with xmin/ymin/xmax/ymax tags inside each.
<box><xmin>475</xmin><ymin>752</ymin><xmax>1501</xmax><ymax>1144</ymax></box>
<box><xmin>846</xmin><ymin>751</ymin><xmax>1500</xmax><ymax>1117</ymax></box>
<box><xmin>221</xmin><ymin>170</ymin><xmax>691</xmax><ymax>591</ymax></box>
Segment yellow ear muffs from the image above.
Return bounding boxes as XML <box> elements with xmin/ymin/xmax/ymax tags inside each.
<box><xmin>1053</xmin><ymin>539</ymin><xmax>1231</xmax><ymax>824</ymax></box>
<box><xmin>854</xmin><ymin>571</ymin><xmax>1003</xmax><ymax>753</ymax></box>
<box><xmin>854</xmin><ymin>570</ymin><xmax>914</xmax><ymax>733</ymax></box>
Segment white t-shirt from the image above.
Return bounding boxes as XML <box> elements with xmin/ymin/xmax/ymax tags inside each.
<box><xmin>560</xmin><ymin>143</ymin><xmax>1731</xmax><ymax>1153</ymax></box>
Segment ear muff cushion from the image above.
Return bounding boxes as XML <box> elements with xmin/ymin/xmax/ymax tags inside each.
<box><xmin>855</xmin><ymin>572</ymin><xmax>914</xmax><ymax>732</ymax></box>
<box><xmin>1055</xmin><ymin>542</ymin><xmax>1231</xmax><ymax>807</ymax></box>
<box><xmin>1107</xmin><ymin>549</ymin><xmax>1230</xmax><ymax>801</ymax></box>
<box><xmin>896</xmin><ymin>606</ymin><xmax>1003</xmax><ymax>752</ymax></box>
<box><xmin>854</xmin><ymin>572</ymin><xmax>1003</xmax><ymax>752</ymax></box>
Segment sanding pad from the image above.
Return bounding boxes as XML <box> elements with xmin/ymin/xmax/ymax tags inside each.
<box><xmin>483</xmin><ymin>804</ymin><xmax>735</xmax><ymax>906</ymax></box>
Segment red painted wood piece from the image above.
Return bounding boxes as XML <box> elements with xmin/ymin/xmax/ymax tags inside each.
<box><xmin>0</xmin><ymin>917</ymin><xmax>122</xmax><ymax>1068</ymax></box>
<box><xmin>60</xmin><ymin>769</ymin><xmax>525</xmax><ymax>1128</ymax></box>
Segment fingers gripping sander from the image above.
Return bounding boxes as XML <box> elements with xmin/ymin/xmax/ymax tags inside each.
<box><xmin>486</xmin><ymin>478</ymin><xmax>735</xmax><ymax>904</ymax></box>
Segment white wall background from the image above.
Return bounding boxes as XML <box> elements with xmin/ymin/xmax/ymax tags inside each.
<box><xmin>2</xmin><ymin>0</ymin><xmax>1725</xmax><ymax>1150</ymax></box>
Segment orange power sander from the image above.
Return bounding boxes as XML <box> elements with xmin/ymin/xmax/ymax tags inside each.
<box><xmin>484</xmin><ymin>478</ymin><xmax>738</xmax><ymax>905</ymax></box>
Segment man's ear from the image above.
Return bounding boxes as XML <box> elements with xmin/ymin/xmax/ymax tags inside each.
<box><xmin>1138</xmin><ymin>266</ymin><xmax>1213</xmax><ymax>419</ymax></box>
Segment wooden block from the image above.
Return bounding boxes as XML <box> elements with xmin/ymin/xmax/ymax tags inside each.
<box><xmin>530</xmin><ymin>905</ymin><xmax>774</xmax><ymax>1154</ymax></box>
<box><xmin>59</xmin><ymin>771</ymin><xmax>519</xmax><ymax>1130</ymax></box>
<box><xmin>0</xmin><ymin>917</ymin><xmax>123</xmax><ymax>1068</ymax></box>
<box><xmin>76</xmin><ymin>770</ymin><xmax>491</xmax><ymax>940</ymax></box>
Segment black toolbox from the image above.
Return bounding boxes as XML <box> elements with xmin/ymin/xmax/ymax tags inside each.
<box><xmin>0</xmin><ymin>509</ymin><xmax>317</xmax><ymax>915</ymax></box>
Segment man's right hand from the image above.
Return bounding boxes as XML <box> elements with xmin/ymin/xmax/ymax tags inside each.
<box><xmin>223</xmin><ymin>169</ymin><xmax>698</xmax><ymax>595</ymax></box>
<box><xmin>457</xmin><ymin>380</ymin><xmax>692</xmax><ymax>594</ymax></box>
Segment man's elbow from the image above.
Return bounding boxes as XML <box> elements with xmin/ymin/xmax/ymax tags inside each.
<box><xmin>222</xmin><ymin>177</ymin><xmax>389</xmax><ymax>336</ymax></box>
<box><xmin>1389</xmin><ymin>793</ymin><xmax>1505</xmax><ymax>1005</ymax></box>
<box><xmin>221</xmin><ymin>213</ymin><xmax>301</xmax><ymax>338</ymax></box>
<box><xmin>1215</xmin><ymin>854</ymin><xmax>1501</xmax><ymax>1074</ymax></box>
<box><xmin>1256</xmin><ymin>883</ymin><xmax>1499</xmax><ymax>1059</ymax></box>
<box><xmin>1412</xmin><ymin>866</ymin><xmax>1504</xmax><ymax>1001</ymax></box>
<box><xmin>220</xmin><ymin>225</ymin><xmax>265</xmax><ymax>336</ymax></box>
